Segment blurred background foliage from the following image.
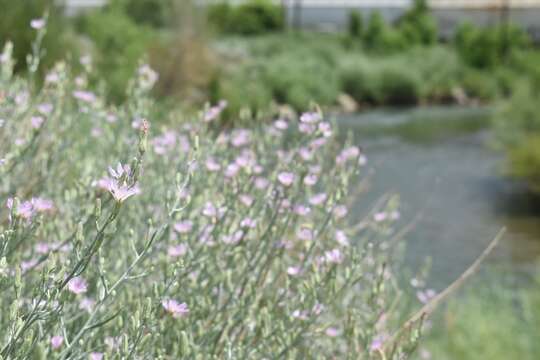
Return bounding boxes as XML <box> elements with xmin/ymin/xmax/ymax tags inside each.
<box><xmin>425</xmin><ymin>271</ymin><xmax>540</xmax><ymax>360</ymax></box>
<box><xmin>1</xmin><ymin>0</ymin><xmax>540</xmax><ymax>187</ymax></box>
<box><xmin>1</xmin><ymin>0</ymin><xmax>539</xmax><ymax>186</ymax></box>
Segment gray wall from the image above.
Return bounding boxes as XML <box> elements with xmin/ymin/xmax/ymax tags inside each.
<box><xmin>285</xmin><ymin>5</ymin><xmax>540</xmax><ymax>39</ymax></box>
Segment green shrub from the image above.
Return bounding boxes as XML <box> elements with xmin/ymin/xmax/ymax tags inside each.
<box><xmin>426</xmin><ymin>274</ymin><xmax>540</xmax><ymax>360</ymax></box>
<box><xmin>364</xmin><ymin>11</ymin><xmax>407</xmax><ymax>52</ymax></box>
<box><xmin>493</xmin><ymin>84</ymin><xmax>540</xmax><ymax>190</ymax></box>
<box><xmin>455</xmin><ymin>22</ymin><xmax>531</xmax><ymax>69</ymax></box>
<box><xmin>77</xmin><ymin>9</ymin><xmax>155</xmax><ymax>102</ymax></box>
<box><xmin>340</xmin><ymin>55</ymin><xmax>422</xmax><ymax>106</ymax></box>
<box><xmin>377</xmin><ymin>64</ymin><xmax>421</xmax><ymax>105</ymax></box>
<box><xmin>398</xmin><ymin>0</ymin><xmax>438</xmax><ymax>46</ymax></box>
<box><xmin>207</xmin><ymin>1</ymin><xmax>233</xmax><ymax>33</ymax></box>
<box><xmin>115</xmin><ymin>0</ymin><xmax>175</xmax><ymax>28</ymax></box>
<box><xmin>508</xmin><ymin>50</ymin><xmax>540</xmax><ymax>90</ymax></box>
<box><xmin>0</xmin><ymin>0</ymin><xmax>75</xmax><ymax>73</ymax></box>
<box><xmin>262</xmin><ymin>53</ymin><xmax>340</xmax><ymax>110</ymax></box>
<box><xmin>348</xmin><ymin>10</ymin><xmax>364</xmax><ymax>38</ymax></box>
<box><xmin>454</xmin><ymin>23</ymin><xmax>500</xmax><ymax>68</ymax></box>
<box><xmin>461</xmin><ymin>69</ymin><xmax>499</xmax><ymax>101</ymax></box>
<box><xmin>208</xmin><ymin>0</ymin><xmax>284</xmax><ymax>36</ymax></box>
<box><xmin>405</xmin><ymin>47</ymin><xmax>462</xmax><ymax>102</ymax></box>
<box><xmin>340</xmin><ymin>61</ymin><xmax>382</xmax><ymax>105</ymax></box>
<box><xmin>212</xmin><ymin>66</ymin><xmax>273</xmax><ymax>119</ymax></box>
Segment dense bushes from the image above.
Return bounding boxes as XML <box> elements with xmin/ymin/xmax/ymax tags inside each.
<box><xmin>0</xmin><ymin>36</ymin><xmax>432</xmax><ymax>358</ymax></box>
<box><xmin>350</xmin><ymin>0</ymin><xmax>437</xmax><ymax>52</ymax></box>
<box><xmin>340</xmin><ymin>59</ymin><xmax>421</xmax><ymax>106</ymax></box>
<box><xmin>363</xmin><ymin>11</ymin><xmax>407</xmax><ymax>52</ymax></box>
<box><xmin>493</xmin><ymin>85</ymin><xmax>540</xmax><ymax>191</ymax></box>
<box><xmin>76</xmin><ymin>8</ymin><xmax>156</xmax><ymax>102</ymax></box>
<box><xmin>210</xmin><ymin>34</ymin><xmax>511</xmax><ymax>113</ymax></box>
<box><xmin>455</xmin><ymin>22</ymin><xmax>531</xmax><ymax>69</ymax></box>
<box><xmin>0</xmin><ymin>0</ymin><xmax>77</xmax><ymax>73</ymax></box>
<box><xmin>208</xmin><ymin>0</ymin><xmax>284</xmax><ymax>35</ymax></box>
<box><xmin>348</xmin><ymin>11</ymin><xmax>364</xmax><ymax>38</ymax></box>
<box><xmin>397</xmin><ymin>0</ymin><xmax>438</xmax><ymax>46</ymax></box>
<box><xmin>112</xmin><ymin>0</ymin><xmax>175</xmax><ymax>28</ymax></box>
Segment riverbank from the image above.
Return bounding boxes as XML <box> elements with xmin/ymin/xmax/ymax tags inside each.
<box><xmin>204</xmin><ymin>33</ymin><xmax>537</xmax><ymax>120</ymax></box>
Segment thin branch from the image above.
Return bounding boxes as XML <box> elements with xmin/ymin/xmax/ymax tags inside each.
<box><xmin>387</xmin><ymin>227</ymin><xmax>506</xmax><ymax>347</ymax></box>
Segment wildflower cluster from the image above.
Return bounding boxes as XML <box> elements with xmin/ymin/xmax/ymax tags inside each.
<box><xmin>0</xmin><ymin>30</ymin><xmax>424</xmax><ymax>359</ymax></box>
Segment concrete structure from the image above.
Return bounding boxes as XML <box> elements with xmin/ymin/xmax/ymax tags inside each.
<box><xmin>64</xmin><ymin>0</ymin><xmax>540</xmax><ymax>38</ymax></box>
<box><xmin>281</xmin><ymin>1</ymin><xmax>540</xmax><ymax>38</ymax></box>
<box><xmin>64</xmin><ymin>0</ymin><xmax>106</xmax><ymax>15</ymax></box>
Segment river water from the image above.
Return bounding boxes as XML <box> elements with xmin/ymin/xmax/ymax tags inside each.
<box><xmin>338</xmin><ymin>106</ymin><xmax>540</xmax><ymax>287</ymax></box>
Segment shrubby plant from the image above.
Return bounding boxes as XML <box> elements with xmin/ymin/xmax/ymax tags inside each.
<box><xmin>493</xmin><ymin>84</ymin><xmax>540</xmax><ymax>191</ymax></box>
<box><xmin>207</xmin><ymin>0</ymin><xmax>284</xmax><ymax>36</ymax></box>
<box><xmin>397</xmin><ymin>0</ymin><xmax>438</xmax><ymax>46</ymax></box>
<box><xmin>426</xmin><ymin>272</ymin><xmax>540</xmax><ymax>360</ymax></box>
<box><xmin>0</xmin><ymin>26</ymin><xmax>431</xmax><ymax>359</ymax></box>
<box><xmin>348</xmin><ymin>11</ymin><xmax>364</xmax><ymax>39</ymax></box>
<box><xmin>454</xmin><ymin>22</ymin><xmax>531</xmax><ymax>69</ymax></box>
<box><xmin>0</xmin><ymin>0</ymin><xmax>77</xmax><ymax>74</ymax></box>
<box><xmin>75</xmin><ymin>7</ymin><xmax>155</xmax><ymax>102</ymax></box>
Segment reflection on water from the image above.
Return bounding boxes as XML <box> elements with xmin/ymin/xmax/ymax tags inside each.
<box><xmin>337</xmin><ymin>106</ymin><xmax>540</xmax><ymax>286</ymax></box>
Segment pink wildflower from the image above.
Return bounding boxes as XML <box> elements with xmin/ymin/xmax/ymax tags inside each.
<box><xmin>168</xmin><ymin>244</ymin><xmax>188</xmax><ymax>258</ymax></box>
<box><xmin>108</xmin><ymin>163</ymin><xmax>130</xmax><ymax>179</ymax></box>
<box><xmin>325</xmin><ymin>327</ymin><xmax>340</xmax><ymax>337</ymax></box>
<box><xmin>240</xmin><ymin>217</ymin><xmax>257</xmax><ymax>228</ymax></box>
<box><xmin>304</xmin><ymin>173</ymin><xmax>318</xmax><ymax>186</ymax></box>
<box><xmin>239</xmin><ymin>194</ymin><xmax>254</xmax><ymax>207</ymax></box>
<box><xmin>35</xmin><ymin>242</ymin><xmax>49</xmax><ymax>254</ymax></box>
<box><xmin>67</xmin><ymin>276</ymin><xmax>88</xmax><ymax>294</ymax></box>
<box><xmin>173</xmin><ymin>220</ymin><xmax>193</xmax><ymax>234</ymax></box>
<box><xmin>293</xmin><ymin>204</ymin><xmax>311</xmax><ymax>216</ymax></box>
<box><xmin>287</xmin><ymin>266</ymin><xmax>301</xmax><ymax>276</ymax></box>
<box><xmin>274</xmin><ymin>119</ymin><xmax>288</xmax><ymax>130</ymax></box>
<box><xmin>38</xmin><ymin>103</ymin><xmax>53</xmax><ymax>115</ymax></box>
<box><xmin>335</xmin><ymin>230</ymin><xmax>350</xmax><ymax>247</ymax></box>
<box><xmin>254</xmin><ymin>177</ymin><xmax>269</xmax><ymax>190</ymax></box>
<box><xmin>318</xmin><ymin>122</ymin><xmax>332</xmax><ymax>137</ymax></box>
<box><xmin>417</xmin><ymin>289</ymin><xmax>437</xmax><ymax>304</ymax></box>
<box><xmin>299</xmin><ymin>123</ymin><xmax>316</xmax><ymax>134</ymax></box>
<box><xmin>222</xmin><ymin>230</ymin><xmax>243</xmax><ymax>245</ymax></box>
<box><xmin>370</xmin><ymin>335</ymin><xmax>386</xmax><ymax>352</ymax></box>
<box><xmin>224</xmin><ymin>163</ymin><xmax>240</xmax><ymax>178</ymax></box>
<box><xmin>202</xmin><ymin>202</ymin><xmax>217</xmax><ymax>217</ymax></box>
<box><xmin>79</xmin><ymin>297</ymin><xmax>95</xmax><ymax>312</ymax></box>
<box><xmin>30</xmin><ymin>18</ymin><xmax>46</xmax><ymax>30</ymax></box>
<box><xmin>325</xmin><ymin>248</ymin><xmax>344</xmax><ymax>264</ymax></box>
<box><xmin>108</xmin><ymin>182</ymin><xmax>140</xmax><ymax>203</ymax></box>
<box><xmin>300</xmin><ymin>112</ymin><xmax>322</xmax><ymax>124</ymax></box>
<box><xmin>297</xmin><ymin>227</ymin><xmax>313</xmax><ymax>241</ymax></box>
<box><xmin>90</xmin><ymin>353</ymin><xmax>104</xmax><ymax>360</ymax></box>
<box><xmin>205</xmin><ymin>157</ymin><xmax>221</xmax><ymax>172</ymax></box>
<box><xmin>231</xmin><ymin>129</ymin><xmax>251</xmax><ymax>147</ymax></box>
<box><xmin>309</xmin><ymin>193</ymin><xmax>327</xmax><ymax>206</ymax></box>
<box><xmin>277</xmin><ymin>172</ymin><xmax>295</xmax><ymax>187</ymax></box>
<box><xmin>31</xmin><ymin>116</ymin><xmax>44</xmax><ymax>129</ymax></box>
<box><xmin>374</xmin><ymin>212</ymin><xmax>388</xmax><ymax>222</ymax></box>
<box><xmin>334</xmin><ymin>205</ymin><xmax>348</xmax><ymax>219</ymax></box>
<box><xmin>31</xmin><ymin>197</ymin><xmax>54</xmax><ymax>213</ymax></box>
<box><xmin>336</xmin><ymin>146</ymin><xmax>361</xmax><ymax>165</ymax></box>
<box><xmin>162</xmin><ymin>299</ymin><xmax>189</xmax><ymax>318</ymax></box>
<box><xmin>50</xmin><ymin>335</ymin><xmax>63</xmax><ymax>349</ymax></box>
<box><xmin>72</xmin><ymin>90</ymin><xmax>97</xmax><ymax>103</ymax></box>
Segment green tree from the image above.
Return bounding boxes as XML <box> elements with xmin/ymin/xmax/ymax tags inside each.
<box><xmin>348</xmin><ymin>10</ymin><xmax>364</xmax><ymax>38</ymax></box>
